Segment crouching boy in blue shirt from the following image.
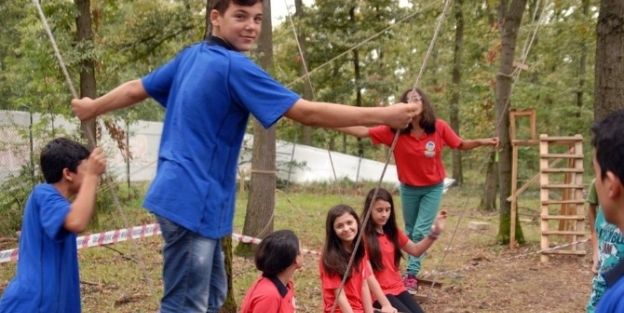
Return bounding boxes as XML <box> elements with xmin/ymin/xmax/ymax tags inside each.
<box><xmin>0</xmin><ymin>138</ymin><xmax>107</xmax><ymax>313</ymax></box>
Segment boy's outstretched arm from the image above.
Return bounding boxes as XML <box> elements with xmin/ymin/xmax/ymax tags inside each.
<box><xmin>284</xmin><ymin>99</ymin><xmax>418</xmax><ymax>129</ymax></box>
<box><xmin>72</xmin><ymin>80</ymin><xmax>149</xmax><ymax>121</ymax></box>
<box><xmin>64</xmin><ymin>147</ymin><xmax>107</xmax><ymax>233</ymax></box>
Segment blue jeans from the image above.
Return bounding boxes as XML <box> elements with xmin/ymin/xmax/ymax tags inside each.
<box><xmin>400</xmin><ymin>182</ymin><xmax>444</xmax><ymax>275</ymax></box>
<box><xmin>157</xmin><ymin>216</ymin><xmax>227</xmax><ymax>313</ymax></box>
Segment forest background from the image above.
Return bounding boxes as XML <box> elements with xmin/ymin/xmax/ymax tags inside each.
<box><xmin>0</xmin><ymin>0</ymin><xmax>623</xmax><ymax>312</ymax></box>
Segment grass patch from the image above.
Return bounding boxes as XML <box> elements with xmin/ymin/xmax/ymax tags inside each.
<box><xmin>0</xmin><ymin>180</ymin><xmax>594</xmax><ymax>312</ymax></box>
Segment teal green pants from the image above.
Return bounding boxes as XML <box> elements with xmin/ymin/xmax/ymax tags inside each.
<box><xmin>400</xmin><ymin>182</ymin><xmax>444</xmax><ymax>275</ymax></box>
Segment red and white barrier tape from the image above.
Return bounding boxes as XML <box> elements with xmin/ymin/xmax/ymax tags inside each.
<box><xmin>0</xmin><ymin>223</ymin><xmax>319</xmax><ymax>263</ymax></box>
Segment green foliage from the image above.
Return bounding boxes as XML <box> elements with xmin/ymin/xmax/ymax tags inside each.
<box><xmin>0</xmin><ymin>167</ymin><xmax>38</xmax><ymax>236</ymax></box>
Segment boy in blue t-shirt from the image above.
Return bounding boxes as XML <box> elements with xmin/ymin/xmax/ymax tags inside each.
<box><xmin>586</xmin><ymin>178</ymin><xmax>624</xmax><ymax>313</ymax></box>
<box><xmin>70</xmin><ymin>0</ymin><xmax>418</xmax><ymax>312</ymax></box>
<box><xmin>0</xmin><ymin>138</ymin><xmax>106</xmax><ymax>313</ymax></box>
<box><xmin>592</xmin><ymin>110</ymin><xmax>624</xmax><ymax>313</ymax></box>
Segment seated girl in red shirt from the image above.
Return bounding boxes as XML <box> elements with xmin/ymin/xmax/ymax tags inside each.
<box><xmin>361</xmin><ymin>188</ymin><xmax>447</xmax><ymax>313</ymax></box>
<box><xmin>240</xmin><ymin>230</ymin><xmax>303</xmax><ymax>313</ymax></box>
<box><xmin>320</xmin><ymin>204</ymin><xmax>398</xmax><ymax>313</ymax></box>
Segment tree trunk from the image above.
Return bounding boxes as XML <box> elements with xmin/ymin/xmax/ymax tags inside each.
<box><xmin>220</xmin><ymin>236</ymin><xmax>236</xmax><ymax>313</ymax></box>
<box><xmin>496</xmin><ymin>0</ymin><xmax>527</xmax><ymax>245</ymax></box>
<box><xmin>235</xmin><ymin>0</ymin><xmax>276</xmax><ymax>259</ymax></box>
<box><xmin>75</xmin><ymin>0</ymin><xmax>96</xmax><ymax>148</ymax></box>
<box><xmin>349</xmin><ymin>6</ymin><xmax>364</xmax><ymax>158</ymax></box>
<box><xmin>480</xmin><ymin>151</ymin><xmax>499</xmax><ymax>211</ymax></box>
<box><xmin>594</xmin><ymin>0</ymin><xmax>624</xmax><ymax>121</ymax></box>
<box><xmin>295</xmin><ymin>0</ymin><xmax>313</xmax><ymax>146</ymax></box>
<box><xmin>575</xmin><ymin>0</ymin><xmax>590</xmax><ymax>119</ymax></box>
<box><xmin>449</xmin><ymin>0</ymin><xmax>464</xmax><ymax>186</ymax></box>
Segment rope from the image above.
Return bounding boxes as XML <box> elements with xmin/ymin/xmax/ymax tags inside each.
<box><xmin>284</xmin><ymin>2</ymin><xmax>344</xmax><ymax>203</ymax></box>
<box><xmin>31</xmin><ymin>0</ymin><xmax>157</xmax><ymax>300</ymax></box>
<box><xmin>285</xmin><ymin>1</ymin><xmax>441</xmax><ymax>89</ymax></box>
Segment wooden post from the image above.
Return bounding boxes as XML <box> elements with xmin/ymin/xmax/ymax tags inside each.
<box><xmin>573</xmin><ymin>135</ymin><xmax>585</xmax><ymax>251</ymax></box>
<box><xmin>510</xmin><ymin>145</ymin><xmax>519</xmax><ymax>249</ymax></box>
<box><xmin>508</xmin><ymin>108</ymin><xmax>537</xmax><ymax>249</ymax></box>
<box><xmin>539</xmin><ymin>134</ymin><xmax>550</xmax><ymax>263</ymax></box>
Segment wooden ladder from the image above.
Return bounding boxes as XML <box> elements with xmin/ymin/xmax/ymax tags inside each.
<box><xmin>539</xmin><ymin>134</ymin><xmax>586</xmax><ymax>263</ymax></box>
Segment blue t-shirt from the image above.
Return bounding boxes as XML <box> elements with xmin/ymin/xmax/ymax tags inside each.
<box><xmin>596</xmin><ymin>257</ymin><xmax>624</xmax><ymax>312</ymax></box>
<box><xmin>141</xmin><ymin>37</ymin><xmax>300</xmax><ymax>239</ymax></box>
<box><xmin>0</xmin><ymin>184</ymin><xmax>79</xmax><ymax>313</ymax></box>
<box><xmin>587</xmin><ymin>208</ymin><xmax>624</xmax><ymax>313</ymax></box>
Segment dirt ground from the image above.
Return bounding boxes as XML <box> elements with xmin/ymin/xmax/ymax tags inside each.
<box><xmin>0</xmin><ymin>201</ymin><xmax>595</xmax><ymax>313</ymax></box>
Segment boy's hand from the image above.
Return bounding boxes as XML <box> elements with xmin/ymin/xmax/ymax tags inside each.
<box><xmin>387</xmin><ymin>102</ymin><xmax>420</xmax><ymax>129</ymax></box>
<box><xmin>86</xmin><ymin>147</ymin><xmax>107</xmax><ymax>176</ymax></box>
<box><xmin>432</xmin><ymin>210</ymin><xmax>448</xmax><ymax>233</ymax></box>
<box><xmin>71</xmin><ymin>97</ymin><xmax>98</xmax><ymax>121</ymax></box>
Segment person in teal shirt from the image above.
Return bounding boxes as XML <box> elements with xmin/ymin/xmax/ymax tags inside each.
<box><xmin>586</xmin><ymin>172</ymin><xmax>624</xmax><ymax>310</ymax></box>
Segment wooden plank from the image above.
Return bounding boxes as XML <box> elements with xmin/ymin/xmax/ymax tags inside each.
<box><xmin>541</xmin><ymin>168</ymin><xmax>584</xmax><ymax>173</ymax></box>
<box><xmin>542</xmin><ymin>200</ymin><xmax>586</xmax><ymax>205</ymax></box>
<box><xmin>541</xmin><ymin>215</ymin><xmax>585</xmax><ymax>220</ymax></box>
<box><xmin>417</xmin><ymin>278</ymin><xmax>443</xmax><ymax>289</ymax></box>
<box><xmin>559</xmin><ymin>159</ymin><xmax>574</xmax><ymax>232</ymax></box>
<box><xmin>512</xmin><ymin>139</ymin><xmax>539</xmax><ymax>146</ymax></box>
<box><xmin>540</xmin><ymin>153</ymin><xmax>584</xmax><ymax>159</ymax></box>
<box><xmin>541</xmin><ymin>250</ymin><xmax>586</xmax><ymax>256</ymax></box>
<box><xmin>413</xmin><ymin>294</ymin><xmax>429</xmax><ymax>303</ymax></box>
<box><xmin>541</xmin><ymin>184</ymin><xmax>584</xmax><ymax>189</ymax></box>
<box><xmin>573</xmin><ymin>137</ymin><xmax>585</xmax><ymax>252</ymax></box>
<box><xmin>540</xmin><ymin>134</ymin><xmax>550</xmax><ymax>263</ymax></box>
<box><xmin>542</xmin><ymin>230</ymin><xmax>586</xmax><ymax>236</ymax></box>
<box><xmin>540</xmin><ymin>136</ymin><xmax>584</xmax><ymax>142</ymax></box>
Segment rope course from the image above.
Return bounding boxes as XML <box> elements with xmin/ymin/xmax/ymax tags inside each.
<box><xmin>21</xmin><ymin>0</ymin><xmax>571</xmax><ymax>311</ymax></box>
<box><xmin>423</xmin><ymin>0</ymin><xmax>554</xmax><ymax>300</ymax></box>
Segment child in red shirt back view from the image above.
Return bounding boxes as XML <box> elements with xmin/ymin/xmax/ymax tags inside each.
<box><xmin>240</xmin><ymin>230</ymin><xmax>302</xmax><ymax>313</ymax></box>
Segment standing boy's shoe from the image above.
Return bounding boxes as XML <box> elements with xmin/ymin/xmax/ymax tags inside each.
<box><xmin>403</xmin><ymin>273</ymin><xmax>419</xmax><ymax>294</ymax></box>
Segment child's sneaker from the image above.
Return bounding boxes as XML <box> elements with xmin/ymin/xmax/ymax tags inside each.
<box><xmin>402</xmin><ymin>273</ymin><xmax>419</xmax><ymax>294</ymax></box>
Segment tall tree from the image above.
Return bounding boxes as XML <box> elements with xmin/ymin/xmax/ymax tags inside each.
<box><xmin>235</xmin><ymin>0</ymin><xmax>276</xmax><ymax>256</ymax></box>
<box><xmin>294</xmin><ymin>0</ymin><xmax>314</xmax><ymax>146</ymax></box>
<box><xmin>495</xmin><ymin>0</ymin><xmax>527</xmax><ymax>245</ymax></box>
<box><xmin>75</xmin><ymin>0</ymin><xmax>97</xmax><ymax>148</ymax></box>
<box><xmin>594</xmin><ymin>0</ymin><xmax>624</xmax><ymax>120</ymax></box>
<box><xmin>576</xmin><ymin>0</ymin><xmax>590</xmax><ymax>118</ymax></box>
<box><xmin>449</xmin><ymin>0</ymin><xmax>464</xmax><ymax>185</ymax></box>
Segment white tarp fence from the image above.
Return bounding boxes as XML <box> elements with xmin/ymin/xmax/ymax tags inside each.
<box><xmin>0</xmin><ymin>110</ymin><xmax>454</xmax><ymax>190</ymax></box>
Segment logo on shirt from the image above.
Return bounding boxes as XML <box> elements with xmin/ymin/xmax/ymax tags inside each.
<box><xmin>425</xmin><ymin>141</ymin><xmax>435</xmax><ymax>158</ymax></box>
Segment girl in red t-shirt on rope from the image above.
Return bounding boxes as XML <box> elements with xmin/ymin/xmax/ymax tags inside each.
<box><xmin>320</xmin><ymin>204</ymin><xmax>398</xmax><ymax>313</ymax></box>
<box><xmin>336</xmin><ymin>88</ymin><xmax>497</xmax><ymax>291</ymax></box>
<box><xmin>361</xmin><ymin>188</ymin><xmax>447</xmax><ymax>313</ymax></box>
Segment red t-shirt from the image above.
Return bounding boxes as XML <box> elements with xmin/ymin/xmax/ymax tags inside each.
<box><xmin>240</xmin><ymin>275</ymin><xmax>296</xmax><ymax>313</ymax></box>
<box><xmin>372</xmin><ymin>229</ymin><xmax>410</xmax><ymax>296</ymax></box>
<box><xmin>369</xmin><ymin>119</ymin><xmax>462</xmax><ymax>186</ymax></box>
<box><xmin>319</xmin><ymin>255</ymin><xmax>372</xmax><ymax>313</ymax></box>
